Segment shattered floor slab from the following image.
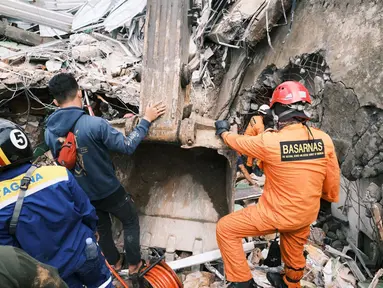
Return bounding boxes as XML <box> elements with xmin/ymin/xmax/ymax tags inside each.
<box><xmin>0</xmin><ymin>33</ymin><xmax>142</xmax><ymax>106</ymax></box>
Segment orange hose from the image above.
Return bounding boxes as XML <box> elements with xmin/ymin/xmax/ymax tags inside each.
<box><xmin>99</xmin><ymin>245</ymin><xmax>181</xmax><ymax>288</ymax></box>
<box><xmin>143</xmin><ymin>261</ymin><xmax>183</xmax><ymax>288</ymax></box>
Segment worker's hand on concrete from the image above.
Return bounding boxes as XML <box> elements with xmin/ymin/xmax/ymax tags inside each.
<box><xmin>143</xmin><ymin>101</ymin><xmax>166</xmax><ymax>122</ymax></box>
<box><xmin>215</xmin><ymin>120</ymin><xmax>230</xmax><ymax>136</ymax></box>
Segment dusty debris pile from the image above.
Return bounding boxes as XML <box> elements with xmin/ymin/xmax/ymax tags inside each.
<box><xmin>0</xmin><ymin>0</ymin><xmax>294</xmax><ymax>123</ymax></box>
<box><xmin>169</xmin><ymin>192</ymin><xmax>381</xmax><ymax>287</ymax></box>
<box><xmin>0</xmin><ymin>0</ymin><xmax>149</xmax><ymax>114</ymax></box>
<box><xmin>176</xmin><ymin>235</ymin><xmax>380</xmax><ymax>287</ymax></box>
<box><xmin>187</xmin><ymin>0</ymin><xmax>293</xmax><ymax>120</ymax></box>
<box><xmin>0</xmin><ymin>33</ymin><xmax>142</xmax><ymax>106</ymax></box>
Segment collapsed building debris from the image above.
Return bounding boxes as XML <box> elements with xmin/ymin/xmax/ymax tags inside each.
<box><xmin>173</xmin><ymin>227</ymin><xmax>378</xmax><ymax>287</ymax></box>
<box><xmin>0</xmin><ymin>33</ymin><xmax>142</xmax><ymax>106</ymax></box>
<box><xmin>0</xmin><ymin>0</ymin><xmax>294</xmax><ymax>124</ymax></box>
<box><xmin>0</xmin><ymin>0</ymin><xmax>147</xmax><ymax>34</ymax></box>
<box><xmin>0</xmin><ymin>0</ymin><xmax>382</xmax><ymax>287</ymax></box>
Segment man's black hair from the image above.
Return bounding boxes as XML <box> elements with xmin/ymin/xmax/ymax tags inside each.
<box><xmin>48</xmin><ymin>73</ymin><xmax>79</xmax><ymax>104</ymax></box>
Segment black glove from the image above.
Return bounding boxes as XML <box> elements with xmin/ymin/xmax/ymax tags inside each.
<box><xmin>215</xmin><ymin>120</ymin><xmax>230</xmax><ymax>136</ymax></box>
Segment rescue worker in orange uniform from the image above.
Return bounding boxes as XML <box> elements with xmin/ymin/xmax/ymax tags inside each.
<box><xmin>243</xmin><ymin>104</ymin><xmax>272</xmax><ymax>175</ymax></box>
<box><xmin>244</xmin><ymin>104</ymin><xmax>270</xmax><ymax>137</ymax></box>
<box><xmin>214</xmin><ymin>81</ymin><xmax>340</xmax><ymax>288</ymax></box>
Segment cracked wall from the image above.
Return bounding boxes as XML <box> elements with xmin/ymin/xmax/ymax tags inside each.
<box><xmin>242</xmin><ymin>0</ymin><xmax>383</xmax><ymax>108</ymax></box>
<box><xmin>235</xmin><ymin>0</ymin><xmax>383</xmax><ymax>244</ymax></box>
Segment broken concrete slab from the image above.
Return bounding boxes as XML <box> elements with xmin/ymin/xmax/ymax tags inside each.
<box><xmin>363</xmin><ymin>183</ymin><xmax>382</xmax><ymax>204</ymax></box>
<box><xmin>214</xmin><ymin>48</ymin><xmax>251</xmax><ymax>119</ymax></box>
<box><xmin>70</xmin><ymin>34</ymin><xmax>98</xmax><ymax>46</ymax></box>
<box><xmin>0</xmin><ymin>32</ymin><xmax>142</xmax><ymax>105</ymax></box>
<box><xmin>72</xmin><ymin>45</ymin><xmax>101</xmax><ymax>62</ymax></box>
<box><xmin>208</xmin><ymin>0</ymin><xmax>282</xmax><ymax>45</ymax></box>
<box><xmin>45</xmin><ymin>60</ymin><xmax>62</xmax><ymax>72</ymax></box>
<box><xmin>325</xmin><ymin>245</ymin><xmax>352</xmax><ymax>260</ymax></box>
<box><xmin>243</xmin><ymin>0</ymin><xmax>292</xmax><ymax>46</ymax></box>
<box><xmin>182</xmin><ymin>271</ymin><xmax>215</xmax><ymax>288</ymax></box>
<box><xmin>305</xmin><ymin>244</ymin><xmax>329</xmax><ymax>267</ymax></box>
<box><xmin>208</xmin><ymin>8</ymin><xmax>244</xmax><ymax>45</ymax></box>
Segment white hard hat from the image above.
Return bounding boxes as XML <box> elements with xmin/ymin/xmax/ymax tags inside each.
<box><xmin>258</xmin><ymin>104</ymin><xmax>270</xmax><ymax>115</ymax></box>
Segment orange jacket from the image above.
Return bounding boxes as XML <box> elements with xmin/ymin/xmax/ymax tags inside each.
<box><xmin>244</xmin><ymin>116</ymin><xmax>265</xmax><ymax>167</ymax></box>
<box><xmin>244</xmin><ymin>115</ymin><xmax>265</xmax><ymax>137</ymax></box>
<box><xmin>223</xmin><ymin>123</ymin><xmax>340</xmax><ymax>230</ymax></box>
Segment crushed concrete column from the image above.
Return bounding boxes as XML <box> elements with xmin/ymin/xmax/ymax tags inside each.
<box><xmin>0</xmin><ymin>20</ymin><xmax>43</xmax><ymax>46</ymax></box>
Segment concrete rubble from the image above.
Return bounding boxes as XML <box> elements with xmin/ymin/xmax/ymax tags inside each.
<box><xmin>0</xmin><ymin>0</ymin><xmax>293</xmax><ymax>119</ymax></box>
<box><xmin>175</xmin><ymin>229</ymin><xmax>374</xmax><ymax>287</ymax></box>
<box><xmin>0</xmin><ymin>0</ymin><xmax>382</xmax><ymax>287</ymax></box>
<box><xmin>0</xmin><ymin>33</ymin><xmax>142</xmax><ymax>106</ymax></box>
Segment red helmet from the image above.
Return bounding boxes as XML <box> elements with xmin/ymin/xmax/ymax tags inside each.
<box><xmin>270</xmin><ymin>81</ymin><xmax>311</xmax><ymax>108</ymax></box>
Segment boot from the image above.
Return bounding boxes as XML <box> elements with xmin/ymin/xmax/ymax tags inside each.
<box><xmin>228</xmin><ymin>278</ymin><xmax>258</xmax><ymax>288</ymax></box>
<box><xmin>266</xmin><ymin>272</ymin><xmax>288</xmax><ymax>288</ymax></box>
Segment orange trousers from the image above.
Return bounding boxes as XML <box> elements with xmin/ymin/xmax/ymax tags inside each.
<box><xmin>216</xmin><ymin>206</ymin><xmax>310</xmax><ymax>287</ymax></box>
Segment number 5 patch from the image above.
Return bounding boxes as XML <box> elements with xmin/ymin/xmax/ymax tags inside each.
<box><xmin>10</xmin><ymin>129</ymin><xmax>28</xmax><ymax>149</ymax></box>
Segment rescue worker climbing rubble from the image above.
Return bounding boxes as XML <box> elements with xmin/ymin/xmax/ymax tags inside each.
<box><xmin>0</xmin><ymin>119</ymin><xmax>113</xmax><ymax>288</ymax></box>
<box><xmin>244</xmin><ymin>104</ymin><xmax>271</xmax><ymax>138</ymax></box>
<box><xmin>215</xmin><ymin>81</ymin><xmax>340</xmax><ymax>288</ymax></box>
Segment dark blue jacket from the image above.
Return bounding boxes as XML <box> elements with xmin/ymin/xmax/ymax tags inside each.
<box><xmin>0</xmin><ymin>163</ymin><xmax>97</xmax><ymax>280</ymax></box>
<box><xmin>44</xmin><ymin>107</ymin><xmax>150</xmax><ymax>201</ymax></box>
